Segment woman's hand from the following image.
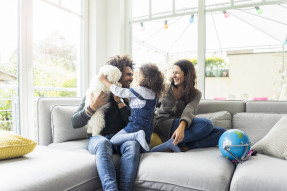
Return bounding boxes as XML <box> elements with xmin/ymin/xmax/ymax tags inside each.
<box><xmin>171</xmin><ymin>120</ymin><xmax>187</xmax><ymax>145</ymax></box>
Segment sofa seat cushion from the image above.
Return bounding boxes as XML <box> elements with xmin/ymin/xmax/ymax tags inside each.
<box><xmin>0</xmin><ymin>146</ymin><xmax>100</xmax><ymax>191</ymax></box>
<box><xmin>48</xmin><ymin>139</ymin><xmax>121</xmax><ymax>165</ymax></box>
<box><xmin>134</xmin><ymin>147</ymin><xmax>235</xmax><ymax>191</ymax></box>
<box><xmin>49</xmin><ymin>139</ymin><xmax>89</xmax><ymax>153</ymax></box>
<box><xmin>230</xmin><ymin>154</ymin><xmax>287</xmax><ymax>191</ymax></box>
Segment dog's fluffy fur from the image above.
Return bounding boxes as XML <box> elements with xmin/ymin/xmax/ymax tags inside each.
<box><xmin>85</xmin><ymin>65</ymin><xmax>122</xmax><ymax>136</ymax></box>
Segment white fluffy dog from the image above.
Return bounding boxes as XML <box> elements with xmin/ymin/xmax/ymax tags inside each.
<box><xmin>85</xmin><ymin>65</ymin><xmax>122</xmax><ymax>136</ymax></box>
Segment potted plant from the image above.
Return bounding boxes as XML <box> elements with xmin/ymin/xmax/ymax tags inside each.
<box><xmin>186</xmin><ymin>57</ymin><xmax>228</xmax><ymax>77</ymax></box>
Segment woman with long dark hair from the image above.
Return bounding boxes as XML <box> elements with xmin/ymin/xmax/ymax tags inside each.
<box><xmin>151</xmin><ymin>59</ymin><xmax>226</xmax><ymax>152</ymax></box>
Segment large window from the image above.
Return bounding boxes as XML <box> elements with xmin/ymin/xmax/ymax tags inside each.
<box><xmin>33</xmin><ymin>0</ymin><xmax>81</xmax><ymax>97</ymax></box>
<box><xmin>131</xmin><ymin>0</ymin><xmax>287</xmax><ymax>101</ymax></box>
<box><xmin>0</xmin><ymin>0</ymin><xmax>18</xmax><ymax>133</ymax></box>
<box><xmin>205</xmin><ymin>4</ymin><xmax>287</xmax><ymax>100</ymax></box>
<box><xmin>0</xmin><ymin>0</ymin><xmax>85</xmax><ymax>139</ymax></box>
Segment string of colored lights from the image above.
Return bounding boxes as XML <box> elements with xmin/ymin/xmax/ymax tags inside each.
<box><xmin>135</xmin><ymin>5</ymin><xmax>286</xmax><ymax>54</ymax></box>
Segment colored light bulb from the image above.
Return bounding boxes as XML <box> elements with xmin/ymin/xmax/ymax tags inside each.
<box><xmin>189</xmin><ymin>15</ymin><xmax>194</xmax><ymax>23</ymax></box>
<box><xmin>255</xmin><ymin>6</ymin><xmax>262</xmax><ymax>14</ymax></box>
<box><xmin>164</xmin><ymin>20</ymin><xmax>168</xmax><ymax>29</ymax></box>
<box><xmin>223</xmin><ymin>11</ymin><xmax>229</xmax><ymax>18</ymax></box>
<box><xmin>140</xmin><ymin>22</ymin><xmax>145</xmax><ymax>31</ymax></box>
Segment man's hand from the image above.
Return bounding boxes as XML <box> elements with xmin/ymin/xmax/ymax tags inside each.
<box><xmin>113</xmin><ymin>94</ymin><xmax>127</xmax><ymax>109</ymax></box>
<box><xmin>113</xmin><ymin>94</ymin><xmax>121</xmax><ymax>103</ymax></box>
<box><xmin>89</xmin><ymin>91</ymin><xmax>108</xmax><ymax>111</ymax></box>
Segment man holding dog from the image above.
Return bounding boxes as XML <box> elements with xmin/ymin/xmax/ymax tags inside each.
<box><xmin>71</xmin><ymin>55</ymin><xmax>139</xmax><ymax>191</ymax></box>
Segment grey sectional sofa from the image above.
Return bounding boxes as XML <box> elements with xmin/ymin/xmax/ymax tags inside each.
<box><xmin>1</xmin><ymin>97</ymin><xmax>287</xmax><ymax>191</ymax></box>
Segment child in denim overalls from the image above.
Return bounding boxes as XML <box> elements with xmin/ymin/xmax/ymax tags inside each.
<box><xmin>100</xmin><ymin>63</ymin><xmax>165</xmax><ymax>151</ymax></box>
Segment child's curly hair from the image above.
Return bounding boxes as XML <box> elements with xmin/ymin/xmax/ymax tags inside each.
<box><xmin>139</xmin><ymin>63</ymin><xmax>166</xmax><ymax>98</ymax></box>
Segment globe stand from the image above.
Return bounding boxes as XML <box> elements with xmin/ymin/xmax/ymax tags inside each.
<box><xmin>224</xmin><ymin>144</ymin><xmax>250</xmax><ymax>164</ymax></box>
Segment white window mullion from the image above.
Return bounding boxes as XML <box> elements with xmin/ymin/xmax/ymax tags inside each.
<box><xmin>80</xmin><ymin>0</ymin><xmax>89</xmax><ymax>96</ymax></box>
<box><xmin>19</xmin><ymin>0</ymin><xmax>34</xmax><ymax>138</ymax></box>
<box><xmin>197</xmin><ymin>0</ymin><xmax>206</xmax><ymax>99</ymax></box>
<box><xmin>123</xmin><ymin>0</ymin><xmax>132</xmax><ymax>55</ymax></box>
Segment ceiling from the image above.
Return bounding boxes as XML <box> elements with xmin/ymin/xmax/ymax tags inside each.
<box><xmin>132</xmin><ymin>4</ymin><xmax>287</xmax><ymax>55</ymax></box>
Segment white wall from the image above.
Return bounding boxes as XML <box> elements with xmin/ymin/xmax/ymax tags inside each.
<box><xmin>205</xmin><ymin>52</ymin><xmax>286</xmax><ymax>100</ymax></box>
<box><xmin>106</xmin><ymin>0</ymin><xmax>131</xmax><ymax>57</ymax></box>
<box><xmin>88</xmin><ymin>0</ymin><xmax>131</xmax><ymax>86</ymax></box>
<box><xmin>88</xmin><ymin>0</ymin><xmax>107</xmax><ymax>83</ymax></box>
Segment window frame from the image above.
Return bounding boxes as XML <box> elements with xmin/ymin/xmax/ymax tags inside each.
<box><xmin>17</xmin><ymin>0</ymin><xmax>88</xmax><ymax>139</ymax></box>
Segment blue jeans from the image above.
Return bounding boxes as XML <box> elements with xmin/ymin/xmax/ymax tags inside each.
<box><xmin>88</xmin><ymin>135</ymin><xmax>140</xmax><ymax>191</ymax></box>
<box><xmin>171</xmin><ymin>118</ymin><xmax>226</xmax><ymax>149</ymax></box>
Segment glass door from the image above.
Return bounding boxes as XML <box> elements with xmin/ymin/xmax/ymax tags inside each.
<box><xmin>0</xmin><ymin>0</ymin><xmax>19</xmax><ymax>133</ymax></box>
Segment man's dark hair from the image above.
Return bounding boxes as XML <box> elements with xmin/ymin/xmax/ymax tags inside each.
<box><xmin>107</xmin><ymin>55</ymin><xmax>134</xmax><ymax>72</ymax></box>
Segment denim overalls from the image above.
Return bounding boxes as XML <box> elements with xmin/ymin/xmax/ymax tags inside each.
<box><xmin>124</xmin><ymin>88</ymin><xmax>156</xmax><ymax>145</ymax></box>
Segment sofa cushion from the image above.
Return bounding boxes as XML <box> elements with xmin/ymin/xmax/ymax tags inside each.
<box><xmin>246</xmin><ymin>100</ymin><xmax>287</xmax><ymax>113</ymax></box>
<box><xmin>230</xmin><ymin>154</ymin><xmax>287</xmax><ymax>191</ymax></box>
<box><xmin>134</xmin><ymin>147</ymin><xmax>235</xmax><ymax>191</ymax></box>
<box><xmin>232</xmin><ymin>113</ymin><xmax>283</xmax><ymax>145</ymax></box>
<box><xmin>51</xmin><ymin>105</ymin><xmax>88</xmax><ymax>143</ymax></box>
<box><xmin>48</xmin><ymin>140</ymin><xmax>122</xmax><ymax>167</ymax></box>
<box><xmin>37</xmin><ymin>97</ymin><xmax>82</xmax><ymax>146</ymax></box>
<box><xmin>196</xmin><ymin>100</ymin><xmax>245</xmax><ymax>116</ymax></box>
<box><xmin>0</xmin><ymin>146</ymin><xmax>100</xmax><ymax>191</ymax></box>
<box><xmin>150</xmin><ymin>133</ymin><xmax>162</xmax><ymax>149</ymax></box>
<box><xmin>196</xmin><ymin>111</ymin><xmax>232</xmax><ymax>129</ymax></box>
<box><xmin>252</xmin><ymin>116</ymin><xmax>287</xmax><ymax>160</ymax></box>
<box><xmin>49</xmin><ymin>139</ymin><xmax>89</xmax><ymax>153</ymax></box>
<box><xmin>0</xmin><ymin>130</ymin><xmax>37</xmax><ymax>160</ymax></box>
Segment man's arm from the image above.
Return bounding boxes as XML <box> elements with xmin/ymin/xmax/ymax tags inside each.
<box><xmin>71</xmin><ymin>97</ymin><xmax>91</xmax><ymax>129</ymax></box>
<box><xmin>71</xmin><ymin>92</ymin><xmax>108</xmax><ymax>129</ymax></box>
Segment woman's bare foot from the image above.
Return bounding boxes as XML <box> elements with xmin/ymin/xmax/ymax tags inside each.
<box><xmin>164</xmin><ymin>149</ymin><xmax>174</xmax><ymax>152</ymax></box>
<box><xmin>180</xmin><ymin>146</ymin><xmax>189</xmax><ymax>152</ymax></box>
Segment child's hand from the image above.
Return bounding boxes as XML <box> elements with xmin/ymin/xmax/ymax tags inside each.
<box><xmin>99</xmin><ymin>74</ymin><xmax>112</xmax><ymax>88</ymax></box>
<box><xmin>99</xmin><ymin>74</ymin><xmax>107</xmax><ymax>82</ymax></box>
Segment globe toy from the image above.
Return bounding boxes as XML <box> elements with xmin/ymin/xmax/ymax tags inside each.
<box><xmin>218</xmin><ymin>129</ymin><xmax>251</xmax><ymax>163</ymax></box>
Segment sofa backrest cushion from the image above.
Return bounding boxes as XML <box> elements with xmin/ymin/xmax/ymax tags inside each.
<box><xmin>196</xmin><ymin>100</ymin><xmax>245</xmax><ymax>116</ymax></box>
<box><xmin>196</xmin><ymin>111</ymin><xmax>232</xmax><ymax>129</ymax></box>
<box><xmin>51</xmin><ymin>105</ymin><xmax>88</xmax><ymax>143</ymax></box>
<box><xmin>233</xmin><ymin>113</ymin><xmax>283</xmax><ymax>145</ymax></box>
<box><xmin>37</xmin><ymin>97</ymin><xmax>82</xmax><ymax>146</ymax></box>
<box><xmin>252</xmin><ymin>116</ymin><xmax>287</xmax><ymax>160</ymax></box>
<box><xmin>246</xmin><ymin>100</ymin><xmax>287</xmax><ymax>113</ymax></box>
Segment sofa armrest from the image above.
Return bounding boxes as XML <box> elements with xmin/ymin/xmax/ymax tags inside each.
<box><xmin>37</xmin><ymin>97</ymin><xmax>82</xmax><ymax>146</ymax></box>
